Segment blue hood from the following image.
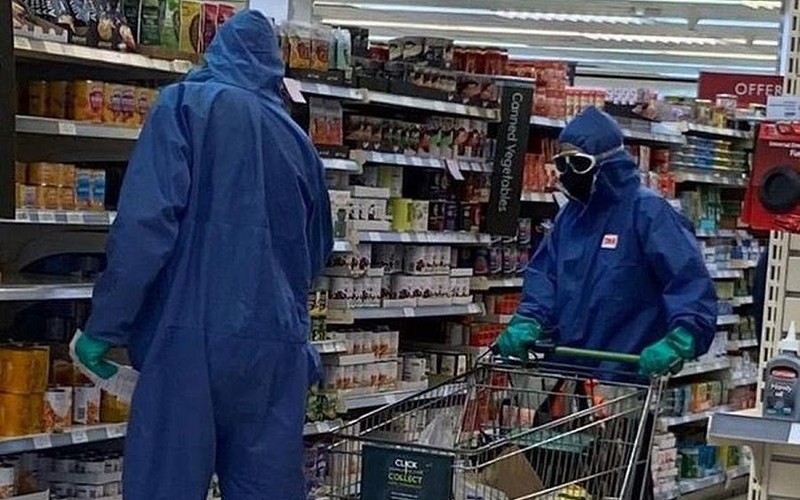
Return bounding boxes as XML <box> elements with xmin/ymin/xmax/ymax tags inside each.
<box><xmin>559</xmin><ymin>107</ymin><xmax>639</xmax><ymax>203</ymax></box>
<box><xmin>185</xmin><ymin>10</ymin><xmax>284</xmax><ymax>102</ymax></box>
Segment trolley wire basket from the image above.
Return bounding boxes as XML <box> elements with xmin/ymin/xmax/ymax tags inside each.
<box><xmin>323</xmin><ymin>347</ymin><xmax>666</xmax><ymax>500</ymax></box>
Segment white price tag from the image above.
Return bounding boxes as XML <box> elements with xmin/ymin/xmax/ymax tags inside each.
<box><xmin>42</xmin><ymin>41</ymin><xmax>63</xmax><ymax>55</ymax></box>
<box><xmin>403</xmin><ymin>307</ymin><xmax>415</xmax><ymax>317</ymax></box>
<box><xmin>57</xmin><ymin>121</ymin><xmax>77</xmax><ymax>136</ymax></box>
<box><xmin>66</xmin><ymin>212</ymin><xmax>82</xmax><ymax>224</ymax></box>
<box><xmin>107</xmin><ymin>425</ymin><xmax>125</xmax><ymax>439</ymax></box>
<box><xmin>32</xmin><ymin>434</ymin><xmax>53</xmax><ymax>450</ymax></box>
<box><xmin>15</xmin><ymin>209</ymin><xmax>29</xmax><ymax>222</ymax></box>
<box><xmin>789</xmin><ymin>423</ymin><xmax>800</xmax><ymax>444</ymax></box>
<box><xmin>71</xmin><ymin>429</ymin><xmax>89</xmax><ymax>444</ymax></box>
<box><xmin>767</xmin><ymin>95</ymin><xmax>800</xmax><ymax>120</ymax></box>
<box><xmin>445</xmin><ymin>159</ymin><xmax>466</xmax><ymax>181</ymax></box>
<box><xmin>398</xmin><ymin>233</ymin><xmax>411</xmax><ymax>243</ymax></box>
<box><xmin>15</xmin><ymin>37</ymin><xmax>31</xmax><ymax>50</ymax></box>
<box><xmin>282</xmin><ymin>78</ymin><xmax>306</xmax><ymax>104</ymax></box>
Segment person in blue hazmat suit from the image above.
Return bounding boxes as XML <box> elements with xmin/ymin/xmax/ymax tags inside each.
<box><xmin>71</xmin><ymin>10</ymin><xmax>332</xmax><ymax>500</ymax></box>
<box><xmin>496</xmin><ymin>106</ymin><xmax>717</xmax><ymax>377</ymax></box>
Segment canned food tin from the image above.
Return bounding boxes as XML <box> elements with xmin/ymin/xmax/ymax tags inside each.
<box><xmin>48</xmin><ymin>81</ymin><xmax>69</xmax><ymax>119</ymax></box>
<box><xmin>28</xmin><ymin>81</ymin><xmax>48</xmax><ymax>117</ymax></box>
<box><xmin>73</xmin><ymin>385</ymin><xmax>101</xmax><ymax>425</ymax></box>
<box><xmin>43</xmin><ymin>388</ymin><xmax>73</xmax><ymax>432</ymax></box>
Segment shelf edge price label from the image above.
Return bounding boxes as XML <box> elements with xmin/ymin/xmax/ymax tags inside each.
<box><xmin>402</xmin><ymin>307</ymin><xmax>415</xmax><ymax>318</ymax></box>
<box><xmin>42</xmin><ymin>41</ymin><xmax>64</xmax><ymax>55</ymax></box>
<box><xmin>39</xmin><ymin>212</ymin><xmax>56</xmax><ymax>224</ymax></box>
<box><xmin>57</xmin><ymin>121</ymin><xmax>77</xmax><ymax>136</ymax></box>
<box><xmin>71</xmin><ymin>429</ymin><xmax>89</xmax><ymax>444</ymax></box>
<box><xmin>32</xmin><ymin>434</ymin><xmax>53</xmax><ymax>450</ymax></box>
<box><xmin>15</xmin><ymin>37</ymin><xmax>31</xmax><ymax>50</ymax></box>
<box><xmin>107</xmin><ymin>425</ymin><xmax>125</xmax><ymax>439</ymax></box>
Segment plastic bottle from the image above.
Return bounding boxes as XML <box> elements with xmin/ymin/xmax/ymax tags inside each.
<box><xmin>764</xmin><ymin>321</ymin><xmax>800</xmax><ymax>420</ymax></box>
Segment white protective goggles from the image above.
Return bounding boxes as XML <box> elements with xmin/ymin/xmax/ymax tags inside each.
<box><xmin>553</xmin><ymin>144</ymin><xmax>625</xmax><ymax>175</ymax></box>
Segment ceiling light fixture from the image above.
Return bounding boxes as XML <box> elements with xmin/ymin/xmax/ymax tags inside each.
<box><xmin>320</xmin><ymin>18</ymin><xmax>752</xmax><ymax>45</ymax></box>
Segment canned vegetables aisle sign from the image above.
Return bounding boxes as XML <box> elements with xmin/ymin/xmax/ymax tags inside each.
<box><xmin>361</xmin><ymin>445</ymin><xmax>454</xmax><ymax>499</ymax></box>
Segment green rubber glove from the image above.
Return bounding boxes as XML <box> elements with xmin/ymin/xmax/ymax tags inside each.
<box><xmin>495</xmin><ymin>315</ymin><xmax>542</xmax><ymax>360</ymax></box>
<box><xmin>639</xmin><ymin>327</ymin><xmax>696</xmax><ymax>376</ymax></box>
<box><xmin>74</xmin><ymin>332</ymin><xmax>118</xmax><ymax>380</ymax></box>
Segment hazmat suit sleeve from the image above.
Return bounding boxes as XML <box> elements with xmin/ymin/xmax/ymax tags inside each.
<box><xmin>638</xmin><ymin>198</ymin><xmax>718</xmax><ymax>355</ymax></box>
<box><xmin>517</xmin><ymin>222</ymin><xmax>559</xmax><ymax>328</ymax></box>
<box><xmin>308</xmin><ymin>158</ymin><xmax>333</xmax><ymax>279</ymax></box>
<box><xmin>85</xmin><ymin>89</ymin><xmax>190</xmax><ymax>346</ymax></box>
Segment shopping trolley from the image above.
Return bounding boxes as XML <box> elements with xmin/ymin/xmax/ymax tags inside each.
<box><xmin>324</xmin><ymin>344</ymin><xmax>670</xmax><ymax>500</ymax></box>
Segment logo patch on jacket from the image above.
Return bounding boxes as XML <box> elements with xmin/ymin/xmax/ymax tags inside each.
<box><xmin>601</xmin><ymin>234</ymin><xmax>618</xmax><ymax>249</ymax></box>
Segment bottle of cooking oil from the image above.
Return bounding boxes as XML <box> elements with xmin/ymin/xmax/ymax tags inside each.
<box><xmin>764</xmin><ymin>321</ymin><xmax>800</xmax><ymax>420</ymax></box>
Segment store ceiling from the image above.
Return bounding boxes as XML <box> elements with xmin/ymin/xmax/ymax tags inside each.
<box><xmin>313</xmin><ymin>0</ymin><xmax>783</xmax><ymax>80</ymax></box>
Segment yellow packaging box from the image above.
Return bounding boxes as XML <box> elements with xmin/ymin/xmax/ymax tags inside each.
<box><xmin>71</xmin><ymin>80</ymin><xmax>105</xmax><ymax>123</ymax></box>
<box><xmin>0</xmin><ymin>346</ymin><xmax>50</xmax><ymax>395</ymax></box>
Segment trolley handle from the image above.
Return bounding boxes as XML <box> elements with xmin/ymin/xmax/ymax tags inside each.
<box><xmin>490</xmin><ymin>339</ymin><xmax>683</xmax><ymax>375</ymax></box>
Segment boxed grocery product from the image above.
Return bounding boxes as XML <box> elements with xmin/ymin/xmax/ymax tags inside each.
<box><xmin>33</xmin><ymin>186</ymin><xmax>59</xmax><ymax>209</ymax></box>
<box><xmin>14</xmin><ymin>163</ymin><xmax>26</xmax><ymax>184</ymax></box>
<box><xmin>121</xmin><ymin>85</ymin><xmax>137</xmax><ymax>126</ymax></box>
<box><xmin>100</xmin><ymin>390</ymin><xmax>129</xmax><ymax>423</ymax></box>
<box><xmin>73</xmin><ymin>385</ymin><xmax>101</xmax><ymax>425</ymax></box>
<box><xmin>0</xmin><ymin>346</ymin><xmax>49</xmax><ymax>394</ymax></box>
<box><xmin>71</xmin><ymin>81</ymin><xmax>104</xmax><ymax>123</ymax></box>
<box><xmin>161</xmin><ymin>0</ymin><xmax>180</xmax><ymax>49</ymax></box>
<box><xmin>59</xmin><ymin>164</ymin><xmax>76</xmax><ymax>187</ymax></box>
<box><xmin>75</xmin><ymin>168</ymin><xmax>92</xmax><ymax>209</ymax></box>
<box><xmin>201</xmin><ymin>2</ymin><xmax>218</xmax><ymax>53</ymax></box>
<box><xmin>179</xmin><ymin>0</ymin><xmax>203</xmax><ymax>54</ymax></box>
<box><xmin>90</xmin><ymin>170</ymin><xmax>106</xmax><ymax>209</ymax></box>
<box><xmin>47</xmin><ymin>81</ymin><xmax>68</xmax><ymax>119</ymax></box>
<box><xmin>102</xmin><ymin>83</ymin><xmax>124</xmax><ymax>124</ymax></box>
<box><xmin>310</xmin><ymin>25</ymin><xmax>332</xmax><ymax>71</ymax></box>
<box><xmin>0</xmin><ymin>392</ymin><xmax>43</xmax><ymax>436</ymax></box>
<box><xmin>135</xmin><ymin>87</ymin><xmax>158</xmax><ymax>124</ymax></box>
<box><xmin>15</xmin><ymin>184</ymin><xmax>35</xmax><ymax>209</ymax></box>
<box><xmin>27</xmin><ymin>163</ymin><xmax>59</xmax><ymax>186</ymax></box>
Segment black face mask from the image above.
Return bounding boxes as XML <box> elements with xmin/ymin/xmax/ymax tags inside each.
<box><xmin>559</xmin><ymin>167</ymin><xmax>597</xmax><ymax>204</ymax></box>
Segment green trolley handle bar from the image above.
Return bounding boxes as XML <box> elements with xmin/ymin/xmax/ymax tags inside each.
<box><xmin>551</xmin><ymin>346</ymin><xmax>640</xmax><ymax>365</ymax></box>
<box><xmin>491</xmin><ymin>339</ymin><xmax>683</xmax><ymax>375</ymax></box>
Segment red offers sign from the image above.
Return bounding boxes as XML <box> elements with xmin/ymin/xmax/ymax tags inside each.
<box><xmin>698</xmin><ymin>71</ymin><xmax>783</xmax><ymax>106</ymax></box>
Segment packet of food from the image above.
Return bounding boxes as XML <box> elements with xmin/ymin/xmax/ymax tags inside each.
<box><xmin>69</xmin><ymin>330</ymin><xmax>139</xmax><ymax>404</ymax></box>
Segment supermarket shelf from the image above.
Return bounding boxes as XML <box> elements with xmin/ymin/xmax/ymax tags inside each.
<box><xmin>0</xmin><ymin>423</ymin><xmax>126</xmax><ymax>455</ymax></box>
<box><xmin>529</xmin><ymin>116</ymin><xmax>686</xmax><ymax>144</ymax></box>
<box><xmin>9</xmin><ymin>209</ymin><xmax>117</xmax><ymax>225</ymax></box>
<box><xmin>0</xmin><ymin>280</ymin><xmax>93</xmax><ymax>301</ymax></box>
<box><xmin>321</xmin><ymin>158</ymin><xmax>361</xmax><ymax>173</ymax></box>
<box><xmin>681</xmin><ymin>123</ymin><xmax>753</xmax><ymax>140</ymax></box>
<box><xmin>294</xmin><ymin>81</ymin><xmax>499</xmax><ymax>120</ymax></box>
<box><xmin>520</xmin><ymin>192</ymin><xmax>555</xmax><ymax>203</ymax></box>
<box><xmin>620</xmin><ymin>126</ymin><xmax>685</xmax><ymax>145</ymax></box>
<box><xmin>296</xmin><ymin>81</ymin><xmax>367</xmax><ymax>101</ymax></box>
<box><xmin>332</xmin><ymin>240</ymin><xmax>354</xmax><ymax>253</ymax></box>
<box><xmin>673</xmin><ymin>358</ymin><xmax>731</xmax><ymax>379</ymax></box>
<box><xmin>358</xmin><ymin>231</ymin><xmax>492</xmax><ymax>245</ymax></box>
<box><xmin>708</xmin><ymin>269</ymin><xmax>744</xmax><ymax>280</ymax></box>
<box><xmin>730</xmin><ymin>375</ymin><xmax>758</xmax><ymax>387</ymax></box>
<box><xmin>16</xmin><ymin>115</ymin><xmax>140</xmax><ymax>140</ymax></box>
<box><xmin>673</xmin><ymin>167</ymin><xmax>748</xmax><ymax>187</ymax></box>
<box><xmin>678</xmin><ymin>464</ymin><xmax>750</xmax><ymax>496</ymax></box>
<box><xmin>727</xmin><ymin>338</ymin><xmax>759</xmax><ymax>350</ymax></box>
<box><xmin>352</xmin><ymin>150</ymin><xmax>490</xmax><ymax>173</ymax></box>
<box><xmin>709</xmin><ymin>409</ymin><xmax>800</xmax><ymax>445</ymax></box>
<box><xmin>14</xmin><ymin>35</ymin><xmax>190</xmax><ymax>76</ymax></box>
<box><xmin>730</xmin><ymin>295</ymin><xmax>754</xmax><ymax>306</ymax></box>
<box><xmin>303</xmin><ymin>419</ymin><xmax>344</xmax><ymax>436</ymax></box>
<box><xmin>344</xmin><ymin>382</ymin><xmax>431</xmax><ymax>410</ymax></box>
<box><xmin>659</xmin><ymin>406</ymin><xmax>728</xmax><ymax>428</ymax></box>
<box><xmin>470</xmin><ymin>276</ymin><xmax>524</xmax><ymax>291</ymax></box>
<box><xmin>695</xmin><ymin>229</ymin><xmax>750</xmax><ymax>239</ymax></box>
<box><xmin>368</xmin><ymin>92</ymin><xmax>500</xmax><ymax>120</ymax></box>
<box><xmin>344</xmin><ymin>303</ymin><xmax>485</xmax><ymax>320</ymax></box>
<box><xmin>717</xmin><ymin>314</ymin><xmax>741</xmax><ymax>326</ymax></box>
<box><xmin>311</xmin><ymin>339</ymin><xmax>348</xmax><ymax>355</ymax></box>
<box><xmin>529</xmin><ymin>116</ymin><xmax>566</xmax><ymax>128</ymax></box>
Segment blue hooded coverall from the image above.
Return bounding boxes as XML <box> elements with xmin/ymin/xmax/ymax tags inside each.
<box><xmin>83</xmin><ymin>11</ymin><xmax>332</xmax><ymax>500</ymax></box>
<box><xmin>519</xmin><ymin>108</ymin><xmax>717</xmax><ymax>373</ymax></box>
